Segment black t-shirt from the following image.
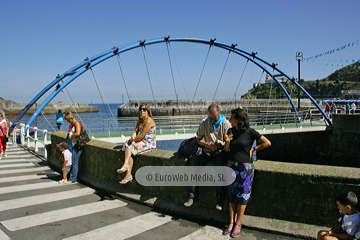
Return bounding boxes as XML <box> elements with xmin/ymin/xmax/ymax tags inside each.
<box><xmin>228</xmin><ymin>127</ymin><xmax>262</xmax><ymax>163</ymax></box>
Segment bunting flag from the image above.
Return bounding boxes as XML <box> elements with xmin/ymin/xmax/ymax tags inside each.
<box><xmin>303</xmin><ymin>39</ymin><xmax>359</xmax><ymax>62</ymax></box>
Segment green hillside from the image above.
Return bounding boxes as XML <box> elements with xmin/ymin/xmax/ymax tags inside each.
<box><xmin>242</xmin><ymin>62</ymin><xmax>360</xmax><ymax>99</ymax></box>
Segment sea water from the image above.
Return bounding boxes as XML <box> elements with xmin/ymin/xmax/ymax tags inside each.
<box><xmin>9</xmin><ymin>103</ymin><xmax>185</xmax><ymax>151</ymax></box>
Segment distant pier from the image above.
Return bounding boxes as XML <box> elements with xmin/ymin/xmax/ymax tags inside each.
<box><xmin>117</xmin><ymin>99</ymin><xmax>315</xmax><ymax>117</ymax></box>
<box><xmin>0</xmin><ymin>100</ymin><xmax>99</xmax><ymax>117</ymax></box>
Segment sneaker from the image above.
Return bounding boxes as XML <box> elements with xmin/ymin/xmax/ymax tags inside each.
<box><xmin>184</xmin><ymin>198</ymin><xmax>194</xmax><ymax>207</ymax></box>
<box><xmin>58</xmin><ymin>179</ymin><xmax>67</xmax><ymax>184</ymax></box>
<box><xmin>216</xmin><ymin>197</ymin><xmax>224</xmax><ymax>210</ymax></box>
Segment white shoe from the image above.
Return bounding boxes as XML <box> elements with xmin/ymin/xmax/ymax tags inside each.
<box><xmin>58</xmin><ymin>179</ymin><xmax>67</xmax><ymax>184</ymax></box>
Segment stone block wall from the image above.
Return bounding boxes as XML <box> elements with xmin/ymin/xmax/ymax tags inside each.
<box><xmin>49</xmin><ymin>131</ymin><xmax>360</xmax><ymax>231</ymax></box>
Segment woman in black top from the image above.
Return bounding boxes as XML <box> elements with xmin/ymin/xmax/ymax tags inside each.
<box><xmin>222</xmin><ymin>108</ymin><xmax>271</xmax><ymax>238</ymax></box>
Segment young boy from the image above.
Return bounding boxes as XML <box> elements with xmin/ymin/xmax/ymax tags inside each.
<box><xmin>317</xmin><ymin>191</ymin><xmax>360</xmax><ymax>240</ymax></box>
<box><xmin>56</xmin><ymin>142</ymin><xmax>72</xmax><ymax>184</ymax></box>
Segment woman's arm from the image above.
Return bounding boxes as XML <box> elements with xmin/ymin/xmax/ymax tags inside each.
<box><xmin>250</xmin><ymin>135</ymin><xmax>271</xmax><ymax>157</ymax></box>
<box><xmin>132</xmin><ymin>119</ymin><xmax>154</xmax><ymax>142</ymax></box>
<box><xmin>71</xmin><ymin>121</ymin><xmax>81</xmax><ymax>138</ymax></box>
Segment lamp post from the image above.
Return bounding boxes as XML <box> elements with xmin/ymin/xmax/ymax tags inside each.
<box><xmin>296</xmin><ymin>52</ymin><xmax>303</xmax><ymax>111</ymax></box>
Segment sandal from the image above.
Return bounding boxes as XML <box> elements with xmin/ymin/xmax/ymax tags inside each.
<box><xmin>117</xmin><ymin>167</ymin><xmax>130</xmax><ymax>173</ymax></box>
<box><xmin>222</xmin><ymin>222</ymin><xmax>234</xmax><ymax>236</ymax></box>
<box><xmin>230</xmin><ymin>224</ymin><xmax>242</xmax><ymax>238</ymax></box>
<box><xmin>119</xmin><ymin>177</ymin><xmax>133</xmax><ymax>184</ymax></box>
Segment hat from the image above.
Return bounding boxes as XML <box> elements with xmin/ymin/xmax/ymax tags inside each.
<box><xmin>56</xmin><ymin>142</ymin><xmax>68</xmax><ymax>149</ymax></box>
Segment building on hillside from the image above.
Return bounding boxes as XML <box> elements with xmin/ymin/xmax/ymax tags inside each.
<box><xmin>265</xmin><ymin>74</ymin><xmax>287</xmax><ymax>84</ymax></box>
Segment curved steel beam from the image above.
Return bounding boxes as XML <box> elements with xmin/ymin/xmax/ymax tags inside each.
<box><xmin>16</xmin><ymin>37</ymin><xmax>330</xmax><ymax>129</ymax></box>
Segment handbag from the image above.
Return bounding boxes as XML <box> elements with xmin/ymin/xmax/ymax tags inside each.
<box><xmin>75</xmin><ymin>125</ymin><xmax>90</xmax><ymax>149</ymax></box>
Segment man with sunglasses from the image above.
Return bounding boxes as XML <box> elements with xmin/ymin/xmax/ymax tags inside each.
<box><xmin>184</xmin><ymin>104</ymin><xmax>231</xmax><ymax>210</ymax></box>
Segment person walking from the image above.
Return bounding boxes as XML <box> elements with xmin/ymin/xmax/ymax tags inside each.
<box><xmin>222</xmin><ymin>108</ymin><xmax>271</xmax><ymax>237</ymax></box>
<box><xmin>0</xmin><ymin>114</ymin><xmax>9</xmax><ymax>159</ymax></box>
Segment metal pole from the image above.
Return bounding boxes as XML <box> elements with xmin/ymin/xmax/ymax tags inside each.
<box><xmin>297</xmin><ymin>58</ymin><xmax>301</xmax><ymax>111</ymax></box>
<box><xmin>296</xmin><ymin>52</ymin><xmax>303</xmax><ymax>112</ymax></box>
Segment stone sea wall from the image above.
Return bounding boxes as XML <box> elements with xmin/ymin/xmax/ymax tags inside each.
<box><xmin>118</xmin><ymin>99</ymin><xmax>316</xmax><ymax>117</ymax></box>
<box><xmin>0</xmin><ymin>100</ymin><xmax>99</xmax><ymax>116</ymax></box>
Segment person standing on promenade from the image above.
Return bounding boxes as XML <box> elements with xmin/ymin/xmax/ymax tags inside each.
<box><xmin>56</xmin><ymin>110</ymin><xmax>64</xmax><ymax>130</ymax></box>
<box><xmin>331</xmin><ymin>102</ymin><xmax>337</xmax><ymax>116</ymax></box>
<box><xmin>351</xmin><ymin>102</ymin><xmax>357</xmax><ymax>114</ymax></box>
<box><xmin>317</xmin><ymin>191</ymin><xmax>360</xmax><ymax>240</ymax></box>
<box><xmin>183</xmin><ymin>104</ymin><xmax>231</xmax><ymax>210</ymax></box>
<box><xmin>117</xmin><ymin>103</ymin><xmax>156</xmax><ymax>184</ymax></box>
<box><xmin>325</xmin><ymin>102</ymin><xmax>331</xmax><ymax>117</ymax></box>
<box><xmin>0</xmin><ymin>113</ymin><xmax>9</xmax><ymax>159</ymax></box>
<box><xmin>222</xmin><ymin>108</ymin><xmax>271</xmax><ymax>238</ymax></box>
<box><xmin>346</xmin><ymin>102</ymin><xmax>351</xmax><ymax>114</ymax></box>
<box><xmin>65</xmin><ymin>112</ymin><xmax>83</xmax><ymax>183</ymax></box>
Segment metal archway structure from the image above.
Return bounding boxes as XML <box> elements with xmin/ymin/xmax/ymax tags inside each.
<box><xmin>10</xmin><ymin>37</ymin><xmax>331</xmax><ymax>131</ymax></box>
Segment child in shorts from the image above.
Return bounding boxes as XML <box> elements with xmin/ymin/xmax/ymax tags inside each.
<box><xmin>317</xmin><ymin>191</ymin><xmax>360</xmax><ymax>240</ymax></box>
<box><xmin>56</xmin><ymin>141</ymin><xmax>72</xmax><ymax>184</ymax></box>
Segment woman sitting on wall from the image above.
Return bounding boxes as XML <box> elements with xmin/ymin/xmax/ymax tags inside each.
<box><xmin>117</xmin><ymin>103</ymin><xmax>156</xmax><ymax>184</ymax></box>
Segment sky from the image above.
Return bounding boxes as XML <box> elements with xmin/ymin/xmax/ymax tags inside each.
<box><xmin>1</xmin><ymin>0</ymin><xmax>360</xmax><ymax>104</ymax></box>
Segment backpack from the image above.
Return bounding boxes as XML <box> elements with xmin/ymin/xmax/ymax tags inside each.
<box><xmin>177</xmin><ymin>137</ymin><xmax>201</xmax><ymax>159</ymax></box>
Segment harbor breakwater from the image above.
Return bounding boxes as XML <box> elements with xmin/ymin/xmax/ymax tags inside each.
<box><xmin>0</xmin><ymin>100</ymin><xmax>99</xmax><ymax>117</ymax></box>
<box><xmin>118</xmin><ymin>99</ymin><xmax>315</xmax><ymax>117</ymax></box>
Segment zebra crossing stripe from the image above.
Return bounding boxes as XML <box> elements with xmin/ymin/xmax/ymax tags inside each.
<box><xmin>0</xmin><ymin>181</ymin><xmax>71</xmax><ymax>194</ymax></box>
<box><xmin>0</xmin><ymin>187</ymin><xmax>95</xmax><ymax>211</ymax></box>
<box><xmin>63</xmin><ymin>211</ymin><xmax>173</xmax><ymax>240</ymax></box>
<box><xmin>178</xmin><ymin>225</ymin><xmax>226</xmax><ymax>240</ymax></box>
<box><xmin>0</xmin><ymin>229</ymin><xmax>11</xmax><ymax>240</ymax></box>
<box><xmin>0</xmin><ymin>163</ymin><xmax>35</xmax><ymax>169</ymax></box>
<box><xmin>0</xmin><ymin>173</ymin><xmax>59</xmax><ymax>183</ymax></box>
<box><xmin>0</xmin><ymin>159</ymin><xmax>37</xmax><ymax>163</ymax></box>
<box><xmin>1</xmin><ymin>200</ymin><xmax>127</xmax><ymax>231</ymax></box>
<box><xmin>0</xmin><ymin>166</ymin><xmax>50</xmax><ymax>175</ymax></box>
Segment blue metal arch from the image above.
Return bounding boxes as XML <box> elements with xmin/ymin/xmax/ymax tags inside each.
<box><xmin>10</xmin><ymin>37</ymin><xmax>331</xmax><ymax>131</ymax></box>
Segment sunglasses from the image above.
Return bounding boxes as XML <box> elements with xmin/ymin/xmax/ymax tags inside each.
<box><xmin>139</xmin><ymin>108</ymin><xmax>147</xmax><ymax>112</ymax></box>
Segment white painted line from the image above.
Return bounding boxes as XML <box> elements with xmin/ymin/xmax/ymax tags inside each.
<box><xmin>0</xmin><ymin>166</ymin><xmax>50</xmax><ymax>175</ymax></box>
<box><xmin>0</xmin><ymin>181</ymin><xmax>71</xmax><ymax>194</ymax></box>
<box><xmin>63</xmin><ymin>211</ymin><xmax>173</xmax><ymax>240</ymax></box>
<box><xmin>0</xmin><ymin>159</ymin><xmax>35</xmax><ymax>163</ymax></box>
<box><xmin>179</xmin><ymin>225</ymin><xmax>228</xmax><ymax>240</ymax></box>
<box><xmin>2</xmin><ymin>200</ymin><xmax>127</xmax><ymax>231</ymax></box>
<box><xmin>0</xmin><ymin>173</ymin><xmax>60</xmax><ymax>183</ymax></box>
<box><xmin>0</xmin><ymin>163</ymin><xmax>35</xmax><ymax>169</ymax></box>
<box><xmin>0</xmin><ymin>187</ymin><xmax>95</xmax><ymax>211</ymax></box>
<box><xmin>0</xmin><ymin>228</ymin><xmax>11</xmax><ymax>240</ymax></box>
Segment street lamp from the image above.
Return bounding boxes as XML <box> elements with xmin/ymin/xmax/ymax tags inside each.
<box><xmin>296</xmin><ymin>52</ymin><xmax>303</xmax><ymax>111</ymax></box>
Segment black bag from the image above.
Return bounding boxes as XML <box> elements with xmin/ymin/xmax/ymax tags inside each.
<box><xmin>177</xmin><ymin>137</ymin><xmax>200</xmax><ymax>158</ymax></box>
<box><xmin>4</xmin><ymin>136</ymin><xmax>8</xmax><ymax>143</ymax></box>
<box><xmin>75</xmin><ymin>126</ymin><xmax>90</xmax><ymax>149</ymax></box>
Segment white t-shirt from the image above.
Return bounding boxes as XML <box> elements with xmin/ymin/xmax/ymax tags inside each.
<box><xmin>351</xmin><ymin>103</ymin><xmax>356</xmax><ymax>110</ymax></box>
<box><xmin>341</xmin><ymin>211</ymin><xmax>360</xmax><ymax>236</ymax></box>
<box><xmin>62</xmin><ymin>149</ymin><xmax>72</xmax><ymax>166</ymax></box>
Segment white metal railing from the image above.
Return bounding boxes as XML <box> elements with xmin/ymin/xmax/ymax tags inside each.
<box><xmin>11</xmin><ymin>111</ymin><xmax>327</xmax><ymax>137</ymax></box>
<box><xmin>15</xmin><ymin>123</ymin><xmax>52</xmax><ymax>158</ymax></box>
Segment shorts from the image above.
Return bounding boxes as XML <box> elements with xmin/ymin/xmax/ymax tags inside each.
<box><xmin>63</xmin><ymin>165</ymin><xmax>71</xmax><ymax>174</ymax></box>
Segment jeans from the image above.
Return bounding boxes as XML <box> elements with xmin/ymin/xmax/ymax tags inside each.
<box><xmin>188</xmin><ymin>149</ymin><xmax>227</xmax><ymax>200</ymax></box>
<box><xmin>69</xmin><ymin>144</ymin><xmax>83</xmax><ymax>182</ymax></box>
